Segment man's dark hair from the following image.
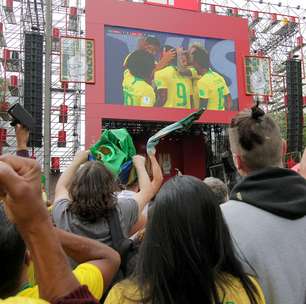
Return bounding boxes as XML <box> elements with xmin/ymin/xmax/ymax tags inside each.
<box><xmin>68</xmin><ymin>161</ymin><xmax>119</xmax><ymax>223</ymax></box>
<box><xmin>144</xmin><ymin>37</ymin><xmax>161</xmax><ymax>49</ymax></box>
<box><xmin>164</xmin><ymin>45</ymin><xmax>177</xmax><ymax>67</ymax></box>
<box><xmin>229</xmin><ymin>104</ymin><xmax>282</xmax><ymax>171</ymax></box>
<box><xmin>0</xmin><ymin>205</ymin><xmax>26</xmax><ymax>298</ymax></box>
<box><xmin>193</xmin><ymin>47</ymin><xmax>210</xmax><ymax>69</ymax></box>
<box><xmin>127</xmin><ymin>50</ymin><xmax>155</xmax><ymax>81</ymax></box>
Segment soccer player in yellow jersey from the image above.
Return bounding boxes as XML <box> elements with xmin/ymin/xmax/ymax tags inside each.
<box><xmin>154</xmin><ymin>45</ymin><xmax>193</xmax><ymax>109</ymax></box>
<box><xmin>123</xmin><ymin>50</ymin><xmax>156</xmax><ymax>107</ymax></box>
<box><xmin>122</xmin><ymin>37</ymin><xmax>176</xmax><ymax>99</ymax></box>
<box><xmin>177</xmin><ymin>47</ymin><xmax>201</xmax><ymax>109</ymax></box>
<box><xmin>190</xmin><ymin>47</ymin><xmax>231</xmax><ymax>111</ymax></box>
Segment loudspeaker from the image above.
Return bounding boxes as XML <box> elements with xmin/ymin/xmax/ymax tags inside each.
<box><xmin>286</xmin><ymin>60</ymin><xmax>303</xmax><ymax>153</ymax></box>
<box><xmin>23</xmin><ymin>32</ymin><xmax>43</xmax><ymax>147</ymax></box>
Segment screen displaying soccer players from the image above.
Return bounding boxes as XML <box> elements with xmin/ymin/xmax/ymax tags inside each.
<box><xmin>105</xmin><ymin>26</ymin><xmax>238</xmax><ymax>111</ymax></box>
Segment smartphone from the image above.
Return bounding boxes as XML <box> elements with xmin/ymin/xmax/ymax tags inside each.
<box><xmin>8</xmin><ymin>103</ymin><xmax>35</xmax><ymax>130</ymax></box>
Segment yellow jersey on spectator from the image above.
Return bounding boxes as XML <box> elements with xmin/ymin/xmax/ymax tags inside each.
<box><xmin>18</xmin><ymin>263</ymin><xmax>103</xmax><ymax>301</ymax></box>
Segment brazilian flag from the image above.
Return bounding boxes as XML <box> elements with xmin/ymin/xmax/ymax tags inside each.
<box><xmin>89</xmin><ymin>128</ymin><xmax>136</xmax><ymax>183</ymax></box>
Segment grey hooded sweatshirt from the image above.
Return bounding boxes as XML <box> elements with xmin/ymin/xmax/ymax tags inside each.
<box><xmin>221</xmin><ymin>167</ymin><xmax>306</xmax><ymax>304</ymax></box>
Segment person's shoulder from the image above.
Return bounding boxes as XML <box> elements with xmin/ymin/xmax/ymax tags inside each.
<box><xmin>142</xmin><ymin>81</ymin><xmax>155</xmax><ymax>94</ymax></box>
<box><xmin>117</xmin><ymin>197</ymin><xmax>138</xmax><ymax>209</ymax></box>
<box><xmin>156</xmin><ymin>65</ymin><xmax>172</xmax><ymax>76</ymax></box>
<box><xmin>73</xmin><ymin>262</ymin><xmax>102</xmax><ymax>275</ymax></box>
<box><xmin>73</xmin><ymin>263</ymin><xmax>104</xmax><ymax>301</ymax></box>
<box><xmin>221</xmin><ymin>200</ymin><xmax>254</xmax><ymax>215</ymax></box>
<box><xmin>1</xmin><ymin>297</ymin><xmax>48</xmax><ymax>304</ymax></box>
<box><xmin>105</xmin><ymin>280</ymin><xmax>140</xmax><ymax>304</ymax></box>
<box><xmin>198</xmin><ymin>73</ymin><xmax>209</xmax><ymax>84</ymax></box>
<box><xmin>52</xmin><ymin>198</ymin><xmax>70</xmax><ymax>215</ymax></box>
<box><xmin>135</xmin><ymin>79</ymin><xmax>152</xmax><ymax>91</ymax></box>
<box><xmin>221</xmin><ymin>274</ymin><xmax>265</xmax><ymax>304</ymax></box>
<box><xmin>211</xmin><ymin>70</ymin><xmax>227</xmax><ymax>83</ymax></box>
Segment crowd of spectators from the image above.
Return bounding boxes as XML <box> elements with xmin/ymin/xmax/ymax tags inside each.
<box><xmin>1</xmin><ymin>103</ymin><xmax>306</xmax><ymax>304</ymax></box>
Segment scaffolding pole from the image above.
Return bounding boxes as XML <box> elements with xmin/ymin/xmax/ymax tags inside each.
<box><xmin>44</xmin><ymin>0</ymin><xmax>52</xmax><ymax>195</ymax></box>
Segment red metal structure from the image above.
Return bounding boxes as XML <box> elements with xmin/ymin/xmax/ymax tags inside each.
<box><xmin>85</xmin><ymin>0</ymin><xmax>252</xmax><ymax>148</ymax></box>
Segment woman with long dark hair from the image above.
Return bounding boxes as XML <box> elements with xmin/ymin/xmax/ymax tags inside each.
<box><xmin>105</xmin><ymin>175</ymin><xmax>265</xmax><ymax>304</ymax></box>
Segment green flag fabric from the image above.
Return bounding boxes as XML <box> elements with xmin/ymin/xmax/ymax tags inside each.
<box><xmin>146</xmin><ymin>108</ymin><xmax>205</xmax><ymax>155</ymax></box>
<box><xmin>90</xmin><ymin>128</ymin><xmax>136</xmax><ymax>176</ymax></box>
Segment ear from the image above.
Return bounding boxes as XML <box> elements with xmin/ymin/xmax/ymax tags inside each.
<box><xmin>234</xmin><ymin>154</ymin><xmax>249</xmax><ymax>176</ymax></box>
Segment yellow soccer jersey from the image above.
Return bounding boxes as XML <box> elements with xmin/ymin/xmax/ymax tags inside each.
<box><xmin>18</xmin><ymin>263</ymin><xmax>104</xmax><ymax>301</ymax></box>
<box><xmin>123</xmin><ymin>76</ymin><xmax>156</xmax><ymax>107</ymax></box>
<box><xmin>197</xmin><ymin>69</ymin><xmax>230</xmax><ymax>111</ymax></box>
<box><xmin>104</xmin><ymin>276</ymin><xmax>265</xmax><ymax>304</ymax></box>
<box><xmin>122</xmin><ymin>69</ymin><xmax>134</xmax><ymax>89</ymax></box>
<box><xmin>154</xmin><ymin>66</ymin><xmax>193</xmax><ymax>109</ymax></box>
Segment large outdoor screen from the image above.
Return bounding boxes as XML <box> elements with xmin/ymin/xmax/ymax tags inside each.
<box><xmin>105</xmin><ymin>25</ymin><xmax>239</xmax><ymax>111</ymax></box>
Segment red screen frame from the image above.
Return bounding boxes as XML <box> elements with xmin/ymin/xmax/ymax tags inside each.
<box><xmin>85</xmin><ymin>0</ymin><xmax>251</xmax><ymax>147</ymax></box>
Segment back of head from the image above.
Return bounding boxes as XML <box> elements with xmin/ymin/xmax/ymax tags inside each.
<box><xmin>126</xmin><ymin>49</ymin><xmax>155</xmax><ymax>81</ymax></box>
<box><xmin>0</xmin><ymin>206</ymin><xmax>26</xmax><ymax>298</ymax></box>
<box><xmin>68</xmin><ymin>161</ymin><xmax>118</xmax><ymax>223</ymax></box>
<box><xmin>192</xmin><ymin>47</ymin><xmax>209</xmax><ymax>69</ymax></box>
<box><xmin>163</xmin><ymin>45</ymin><xmax>177</xmax><ymax>67</ymax></box>
<box><xmin>144</xmin><ymin>37</ymin><xmax>161</xmax><ymax>50</ymax></box>
<box><xmin>135</xmin><ymin>176</ymin><xmax>259</xmax><ymax>304</ymax></box>
<box><xmin>229</xmin><ymin>104</ymin><xmax>283</xmax><ymax>171</ymax></box>
<box><xmin>203</xmin><ymin>177</ymin><xmax>228</xmax><ymax>204</ymax></box>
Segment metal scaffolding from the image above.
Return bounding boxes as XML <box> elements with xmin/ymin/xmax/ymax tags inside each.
<box><xmin>0</xmin><ymin>0</ymin><xmax>85</xmax><ymax>183</ymax></box>
<box><xmin>200</xmin><ymin>0</ymin><xmax>306</xmax><ymax>112</ymax></box>
<box><xmin>0</xmin><ymin>0</ymin><xmax>305</xmax><ymax>190</ymax></box>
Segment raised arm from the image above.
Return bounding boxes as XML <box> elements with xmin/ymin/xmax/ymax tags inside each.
<box><xmin>155</xmin><ymin>49</ymin><xmax>176</xmax><ymax>72</ymax></box>
<box><xmin>15</xmin><ymin>124</ymin><xmax>30</xmax><ymax>157</ymax></box>
<box><xmin>132</xmin><ymin>155</ymin><xmax>154</xmax><ymax>214</ymax></box>
<box><xmin>0</xmin><ymin>155</ymin><xmax>80</xmax><ymax>302</ymax></box>
<box><xmin>55</xmin><ymin>228</ymin><xmax>120</xmax><ymax>290</ymax></box>
<box><xmin>54</xmin><ymin>150</ymin><xmax>89</xmax><ymax>202</ymax></box>
<box><xmin>149</xmin><ymin>154</ymin><xmax>163</xmax><ymax>195</ymax></box>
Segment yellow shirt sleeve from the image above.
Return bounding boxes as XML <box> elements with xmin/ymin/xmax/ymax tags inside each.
<box><xmin>154</xmin><ymin>69</ymin><xmax>169</xmax><ymax>90</ymax></box>
<box><xmin>18</xmin><ymin>263</ymin><xmax>103</xmax><ymax>301</ymax></box>
<box><xmin>221</xmin><ymin>77</ymin><xmax>230</xmax><ymax>96</ymax></box>
<box><xmin>0</xmin><ymin>297</ymin><xmax>49</xmax><ymax>304</ymax></box>
<box><xmin>72</xmin><ymin>263</ymin><xmax>104</xmax><ymax>301</ymax></box>
<box><xmin>105</xmin><ymin>280</ymin><xmax>141</xmax><ymax>304</ymax></box>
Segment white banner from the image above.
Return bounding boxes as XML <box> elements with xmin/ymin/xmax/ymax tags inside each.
<box><xmin>60</xmin><ymin>37</ymin><xmax>95</xmax><ymax>83</ymax></box>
